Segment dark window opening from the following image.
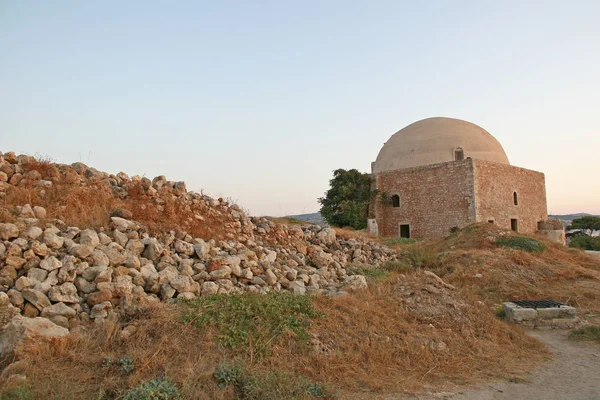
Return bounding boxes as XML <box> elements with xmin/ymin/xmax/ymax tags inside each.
<box><xmin>511</xmin><ymin>219</ymin><xmax>518</xmax><ymax>232</ymax></box>
<box><xmin>391</xmin><ymin>194</ymin><xmax>400</xmax><ymax>208</ymax></box>
<box><xmin>454</xmin><ymin>148</ymin><xmax>464</xmax><ymax>161</ymax></box>
<box><xmin>513</xmin><ymin>192</ymin><xmax>518</xmax><ymax>205</ymax></box>
<box><xmin>400</xmin><ymin>224</ymin><xmax>410</xmax><ymax>238</ymax></box>
<box><xmin>488</xmin><ymin>220</ymin><xmax>494</xmax><ymax>224</ymax></box>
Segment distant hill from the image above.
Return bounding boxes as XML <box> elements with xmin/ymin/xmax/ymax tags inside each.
<box><xmin>549</xmin><ymin>213</ymin><xmax>596</xmax><ymax>222</ymax></box>
<box><xmin>285</xmin><ymin>212</ymin><xmax>327</xmax><ymax>226</ymax></box>
<box><xmin>285</xmin><ymin>212</ymin><xmax>598</xmax><ymax>228</ymax></box>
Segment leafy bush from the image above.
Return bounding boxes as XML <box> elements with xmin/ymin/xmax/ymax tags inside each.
<box><xmin>570</xmin><ymin>325</ymin><xmax>600</xmax><ymax>342</ymax></box>
<box><xmin>122</xmin><ymin>377</ymin><xmax>181</xmax><ymax>400</ymax></box>
<box><xmin>318</xmin><ymin>169</ymin><xmax>376</xmax><ymax>230</ymax></box>
<box><xmin>183</xmin><ymin>293</ymin><xmax>322</xmax><ymax>357</ymax></box>
<box><xmin>496</xmin><ymin>236</ymin><xmax>545</xmax><ymax>253</ymax></box>
<box><xmin>569</xmin><ymin>236</ymin><xmax>600</xmax><ymax>251</ymax></box>
<box><xmin>214</xmin><ymin>362</ymin><xmax>336</xmax><ymax>400</ymax></box>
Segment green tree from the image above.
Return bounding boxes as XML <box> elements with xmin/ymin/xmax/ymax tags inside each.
<box><xmin>569</xmin><ymin>236</ymin><xmax>600</xmax><ymax>251</ymax></box>
<box><xmin>318</xmin><ymin>169</ymin><xmax>376</xmax><ymax>230</ymax></box>
<box><xmin>567</xmin><ymin>216</ymin><xmax>600</xmax><ymax>236</ymax></box>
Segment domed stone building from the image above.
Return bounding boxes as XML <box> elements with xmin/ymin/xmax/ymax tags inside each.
<box><xmin>368</xmin><ymin>117</ymin><xmax>549</xmax><ymax>238</ymax></box>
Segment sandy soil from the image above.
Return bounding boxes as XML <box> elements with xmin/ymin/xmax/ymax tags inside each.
<box><xmin>346</xmin><ymin>329</ymin><xmax>600</xmax><ymax>400</ymax></box>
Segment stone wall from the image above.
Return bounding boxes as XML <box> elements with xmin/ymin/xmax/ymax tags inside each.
<box><xmin>371</xmin><ymin>160</ymin><xmax>476</xmax><ymax>237</ymax></box>
<box><xmin>370</xmin><ymin>158</ymin><xmax>548</xmax><ymax>238</ymax></box>
<box><xmin>473</xmin><ymin>160</ymin><xmax>547</xmax><ymax>234</ymax></box>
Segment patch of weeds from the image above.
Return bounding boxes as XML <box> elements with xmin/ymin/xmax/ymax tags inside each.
<box><xmin>405</xmin><ymin>247</ymin><xmax>441</xmax><ymax>269</ymax></box>
<box><xmin>494</xmin><ymin>306</ymin><xmax>506</xmax><ymax>319</ymax></box>
<box><xmin>0</xmin><ymin>384</ymin><xmax>35</xmax><ymax>400</ymax></box>
<box><xmin>214</xmin><ymin>362</ymin><xmax>336</xmax><ymax>399</ymax></box>
<box><xmin>100</xmin><ymin>356</ymin><xmax>134</xmax><ymax>375</ymax></box>
<box><xmin>496</xmin><ymin>236</ymin><xmax>545</xmax><ymax>253</ymax></box>
<box><xmin>464</xmin><ymin>225</ymin><xmax>478</xmax><ymax>233</ymax></box>
<box><xmin>183</xmin><ymin>292</ymin><xmax>323</xmax><ymax>358</ymax></box>
<box><xmin>570</xmin><ymin>325</ymin><xmax>600</xmax><ymax>342</ymax></box>
<box><xmin>122</xmin><ymin>377</ymin><xmax>181</xmax><ymax>400</ymax></box>
<box><xmin>101</xmin><ymin>356</ymin><xmax>113</xmax><ymax>370</ymax></box>
<box><xmin>383</xmin><ymin>237</ymin><xmax>419</xmax><ymax>246</ymax></box>
<box><xmin>119</xmin><ymin>357</ymin><xmax>135</xmax><ymax>375</ymax></box>
<box><xmin>380</xmin><ymin>260</ymin><xmax>413</xmax><ymax>273</ymax></box>
<box><xmin>449</xmin><ymin>226</ymin><xmax>460</xmax><ymax>234</ymax></box>
<box><xmin>347</xmin><ymin>263</ymin><xmax>389</xmax><ymax>280</ymax></box>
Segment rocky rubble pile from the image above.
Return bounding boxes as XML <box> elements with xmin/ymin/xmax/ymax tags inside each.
<box><xmin>0</xmin><ymin>151</ymin><xmax>397</xmax><ymax>329</ymax></box>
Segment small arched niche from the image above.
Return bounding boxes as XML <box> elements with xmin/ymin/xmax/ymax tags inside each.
<box><xmin>391</xmin><ymin>194</ymin><xmax>400</xmax><ymax>208</ymax></box>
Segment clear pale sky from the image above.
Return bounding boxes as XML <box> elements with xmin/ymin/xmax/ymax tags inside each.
<box><xmin>1</xmin><ymin>1</ymin><xmax>598</xmax><ymax>216</ymax></box>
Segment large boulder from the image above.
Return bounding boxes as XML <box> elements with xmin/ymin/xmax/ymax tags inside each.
<box><xmin>341</xmin><ymin>275</ymin><xmax>368</xmax><ymax>291</ymax></box>
<box><xmin>0</xmin><ymin>315</ymin><xmax>69</xmax><ymax>357</ymax></box>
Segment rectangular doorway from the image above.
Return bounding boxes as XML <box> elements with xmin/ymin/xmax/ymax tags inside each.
<box><xmin>511</xmin><ymin>219</ymin><xmax>518</xmax><ymax>232</ymax></box>
<box><xmin>400</xmin><ymin>224</ymin><xmax>410</xmax><ymax>238</ymax></box>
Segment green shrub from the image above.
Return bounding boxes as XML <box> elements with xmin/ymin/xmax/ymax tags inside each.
<box><xmin>570</xmin><ymin>325</ymin><xmax>600</xmax><ymax>342</ymax></box>
<box><xmin>214</xmin><ymin>362</ymin><xmax>335</xmax><ymax>400</ymax></box>
<box><xmin>496</xmin><ymin>236</ymin><xmax>545</xmax><ymax>253</ymax></box>
<box><xmin>183</xmin><ymin>293</ymin><xmax>322</xmax><ymax>357</ymax></box>
<box><xmin>122</xmin><ymin>377</ymin><xmax>181</xmax><ymax>400</ymax></box>
<box><xmin>569</xmin><ymin>236</ymin><xmax>600</xmax><ymax>251</ymax></box>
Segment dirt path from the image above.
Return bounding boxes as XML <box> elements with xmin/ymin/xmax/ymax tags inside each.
<box><xmin>345</xmin><ymin>329</ymin><xmax>600</xmax><ymax>400</ymax></box>
<box><xmin>419</xmin><ymin>329</ymin><xmax>600</xmax><ymax>400</ymax></box>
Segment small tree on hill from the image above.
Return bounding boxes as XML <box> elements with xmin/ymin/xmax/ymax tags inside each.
<box><xmin>318</xmin><ymin>169</ymin><xmax>376</xmax><ymax>230</ymax></box>
<box><xmin>567</xmin><ymin>216</ymin><xmax>600</xmax><ymax>237</ymax></box>
<box><xmin>567</xmin><ymin>216</ymin><xmax>600</xmax><ymax>251</ymax></box>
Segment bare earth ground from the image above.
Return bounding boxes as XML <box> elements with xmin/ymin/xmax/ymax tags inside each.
<box><xmin>345</xmin><ymin>329</ymin><xmax>600</xmax><ymax>400</ymax></box>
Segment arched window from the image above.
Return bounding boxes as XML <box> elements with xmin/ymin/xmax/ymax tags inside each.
<box><xmin>391</xmin><ymin>194</ymin><xmax>400</xmax><ymax>208</ymax></box>
<box><xmin>454</xmin><ymin>147</ymin><xmax>464</xmax><ymax>161</ymax></box>
<box><xmin>513</xmin><ymin>192</ymin><xmax>518</xmax><ymax>205</ymax></box>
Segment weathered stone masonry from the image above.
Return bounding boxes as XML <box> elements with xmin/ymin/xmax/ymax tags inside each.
<box><xmin>371</xmin><ymin>160</ymin><xmax>475</xmax><ymax>238</ymax></box>
<box><xmin>371</xmin><ymin>159</ymin><xmax>547</xmax><ymax>238</ymax></box>
<box><xmin>473</xmin><ymin>160</ymin><xmax>547</xmax><ymax>234</ymax></box>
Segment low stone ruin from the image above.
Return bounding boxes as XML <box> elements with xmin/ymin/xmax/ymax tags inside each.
<box><xmin>503</xmin><ymin>300</ymin><xmax>578</xmax><ymax>329</ymax></box>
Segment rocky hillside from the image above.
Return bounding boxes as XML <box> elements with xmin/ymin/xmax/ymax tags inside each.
<box><xmin>0</xmin><ymin>151</ymin><xmax>396</xmax><ymax>329</ymax></box>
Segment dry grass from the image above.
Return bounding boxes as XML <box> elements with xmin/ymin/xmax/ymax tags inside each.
<box><xmin>298</xmin><ymin>271</ymin><xmax>547</xmax><ymax>392</ymax></box>
<box><xmin>19</xmin><ymin>155</ymin><xmax>59</xmax><ymax>180</ymax></box>
<box><xmin>1</xmin><ymin>271</ymin><xmax>549</xmax><ymax>398</ymax></box>
<box><xmin>3</xmin><ymin>304</ymin><xmax>227</xmax><ymax>399</ymax></box>
<box><xmin>419</xmin><ymin>224</ymin><xmax>600</xmax><ymax>314</ymax></box>
<box><xmin>332</xmin><ymin>227</ymin><xmax>372</xmax><ymax>240</ymax></box>
<box><xmin>1</xmin><ymin>180</ymin><xmax>232</xmax><ymax>240</ymax></box>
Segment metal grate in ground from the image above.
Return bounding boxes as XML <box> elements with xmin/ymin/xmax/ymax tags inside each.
<box><xmin>512</xmin><ymin>300</ymin><xmax>565</xmax><ymax>309</ymax></box>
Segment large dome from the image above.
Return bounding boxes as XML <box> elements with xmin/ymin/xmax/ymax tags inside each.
<box><xmin>372</xmin><ymin>117</ymin><xmax>510</xmax><ymax>173</ymax></box>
